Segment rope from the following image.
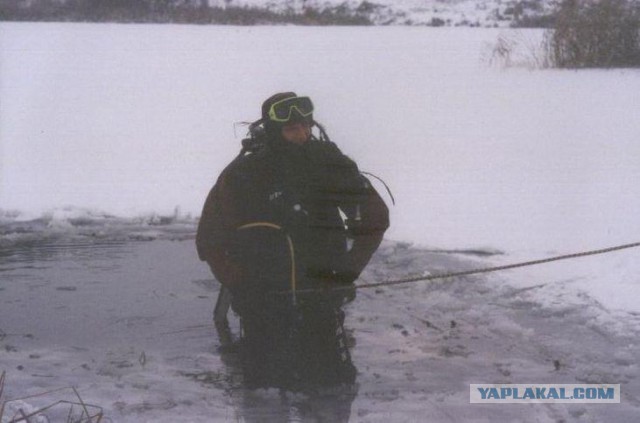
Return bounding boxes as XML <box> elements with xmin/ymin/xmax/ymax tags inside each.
<box><xmin>293</xmin><ymin>241</ymin><xmax>640</xmax><ymax>295</ymax></box>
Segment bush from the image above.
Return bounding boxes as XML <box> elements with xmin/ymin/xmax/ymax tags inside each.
<box><xmin>546</xmin><ymin>0</ymin><xmax>640</xmax><ymax>68</ymax></box>
<box><xmin>484</xmin><ymin>30</ymin><xmax>550</xmax><ymax>69</ymax></box>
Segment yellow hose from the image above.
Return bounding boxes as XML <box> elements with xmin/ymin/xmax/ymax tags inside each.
<box><xmin>237</xmin><ymin>222</ymin><xmax>297</xmax><ymax>305</ymax></box>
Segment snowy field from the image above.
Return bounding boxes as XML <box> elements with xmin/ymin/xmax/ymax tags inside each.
<box><xmin>1</xmin><ymin>22</ymin><xmax>640</xmax><ymax>421</ymax></box>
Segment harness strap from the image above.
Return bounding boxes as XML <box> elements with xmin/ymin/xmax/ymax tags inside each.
<box><xmin>237</xmin><ymin>222</ymin><xmax>298</xmax><ymax>305</ymax></box>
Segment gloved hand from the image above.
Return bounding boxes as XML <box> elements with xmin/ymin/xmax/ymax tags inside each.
<box><xmin>332</xmin><ymin>270</ymin><xmax>359</xmax><ymax>285</ymax></box>
<box><xmin>306</xmin><ymin>268</ymin><xmax>358</xmax><ymax>305</ymax></box>
<box><xmin>306</xmin><ymin>268</ymin><xmax>358</xmax><ymax>284</ymax></box>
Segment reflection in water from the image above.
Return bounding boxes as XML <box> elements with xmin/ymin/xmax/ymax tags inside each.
<box><xmin>218</xmin><ymin>346</ymin><xmax>357</xmax><ymax>423</ymax></box>
<box><xmin>0</xmin><ymin>238</ymin><xmax>130</xmax><ymax>272</ymax></box>
<box><xmin>1</xmin><ymin>239</ymin><xmax>127</xmax><ymax>260</ymax></box>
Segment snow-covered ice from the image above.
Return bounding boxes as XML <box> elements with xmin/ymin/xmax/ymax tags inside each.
<box><xmin>1</xmin><ymin>23</ymin><xmax>640</xmax><ymax>421</ymax></box>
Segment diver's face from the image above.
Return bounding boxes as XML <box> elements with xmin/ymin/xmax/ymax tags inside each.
<box><xmin>281</xmin><ymin>122</ymin><xmax>311</xmax><ymax>145</ymax></box>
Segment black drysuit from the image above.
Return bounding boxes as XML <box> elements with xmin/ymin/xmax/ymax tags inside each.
<box><xmin>196</xmin><ymin>137</ymin><xmax>389</xmax><ymax>389</ymax></box>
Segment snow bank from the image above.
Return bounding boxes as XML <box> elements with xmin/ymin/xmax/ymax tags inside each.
<box><xmin>0</xmin><ymin>207</ymin><xmax>197</xmax><ymax>248</ymax></box>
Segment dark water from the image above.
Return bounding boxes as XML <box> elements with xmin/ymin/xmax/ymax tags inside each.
<box><xmin>0</xmin><ymin>222</ymin><xmax>360</xmax><ymax>421</ymax></box>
